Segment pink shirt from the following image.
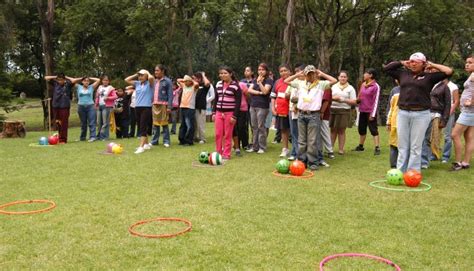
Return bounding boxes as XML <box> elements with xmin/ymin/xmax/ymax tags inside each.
<box><xmin>238</xmin><ymin>82</ymin><xmax>249</xmax><ymax>112</ymax></box>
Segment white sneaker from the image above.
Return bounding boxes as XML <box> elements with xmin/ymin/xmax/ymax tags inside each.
<box><xmin>246</xmin><ymin>148</ymin><xmax>255</xmax><ymax>153</ymax></box>
<box><xmin>143</xmin><ymin>143</ymin><xmax>152</xmax><ymax>150</ymax></box>
<box><xmin>279</xmin><ymin>148</ymin><xmax>289</xmax><ymax>158</ymax></box>
<box><xmin>257</xmin><ymin>149</ymin><xmax>265</xmax><ymax>154</ymax></box>
<box><xmin>288</xmin><ymin>156</ymin><xmax>296</xmax><ymax>161</ymax></box>
<box><xmin>163</xmin><ymin>143</ymin><xmax>170</xmax><ymax>148</ymax></box>
<box><xmin>199</xmin><ymin>140</ymin><xmax>205</xmax><ymax>144</ymax></box>
<box><xmin>135</xmin><ymin>147</ymin><xmax>145</xmax><ymax>154</ymax></box>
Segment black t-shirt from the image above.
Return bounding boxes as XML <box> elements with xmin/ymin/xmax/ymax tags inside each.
<box><xmin>249</xmin><ymin>78</ymin><xmax>273</xmax><ymax>109</ymax></box>
<box><xmin>195</xmin><ymin>84</ymin><xmax>210</xmax><ymax>110</ymax></box>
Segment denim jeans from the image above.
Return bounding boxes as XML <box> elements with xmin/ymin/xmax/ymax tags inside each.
<box><xmin>97</xmin><ymin>105</ymin><xmax>111</xmax><ymax>140</ymax></box>
<box><xmin>289</xmin><ymin>112</ymin><xmax>299</xmax><ymax>157</ymax></box>
<box><xmin>421</xmin><ymin>119</ymin><xmax>433</xmax><ymax>167</ymax></box>
<box><xmin>178</xmin><ymin>108</ymin><xmax>195</xmax><ymax>145</ymax></box>
<box><xmin>442</xmin><ymin>114</ymin><xmax>455</xmax><ymax>161</ymax></box>
<box><xmin>151</xmin><ymin>125</ymin><xmax>170</xmax><ymax>145</ymax></box>
<box><xmin>397</xmin><ymin>109</ymin><xmax>431</xmax><ymax>172</ymax></box>
<box><xmin>298</xmin><ymin>112</ymin><xmax>322</xmax><ymax>166</ymax></box>
<box><xmin>77</xmin><ymin>104</ymin><xmax>96</xmax><ymax>141</ymax></box>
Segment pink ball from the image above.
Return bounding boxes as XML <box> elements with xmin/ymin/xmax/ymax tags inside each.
<box><xmin>107</xmin><ymin>142</ymin><xmax>117</xmax><ymax>153</ymax></box>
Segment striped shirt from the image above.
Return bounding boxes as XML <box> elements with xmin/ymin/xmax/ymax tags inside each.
<box><xmin>213</xmin><ymin>80</ymin><xmax>242</xmax><ymax>118</ymax></box>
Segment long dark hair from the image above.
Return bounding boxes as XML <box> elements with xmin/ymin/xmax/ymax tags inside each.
<box><xmin>219</xmin><ymin>66</ymin><xmax>237</xmax><ymax>82</ymax></box>
<box><xmin>155</xmin><ymin>64</ymin><xmax>168</xmax><ymax>76</ymax></box>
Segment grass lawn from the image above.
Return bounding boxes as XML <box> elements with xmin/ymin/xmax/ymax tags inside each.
<box><xmin>0</xmin><ymin>119</ymin><xmax>472</xmax><ymax>269</ymax></box>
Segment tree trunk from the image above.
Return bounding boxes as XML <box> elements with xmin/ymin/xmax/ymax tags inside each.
<box><xmin>282</xmin><ymin>0</ymin><xmax>295</xmax><ymax>64</ymax></box>
<box><xmin>36</xmin><ymin>0</ymin><xmax>54</xmax><ymax>130</ymax></box>
<box><xmin>357</xmin><ymin>21</ymin><xmax>365</xmax><ymax>83</ymax></box>
<box><xmin>317</xmin><ymin>32</ymin><xmax>331</xmax><ymax>71</ymax></box>
<box><xmin>0</xmin><ymin>120</ymin><xmax>26</xmax><ymax>138</ymax></box>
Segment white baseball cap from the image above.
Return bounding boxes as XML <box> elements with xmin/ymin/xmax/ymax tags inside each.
<box><xmin>409</xmin><ymin>52</ymin><xmax>426</xmax><ymax>63</ymax></box>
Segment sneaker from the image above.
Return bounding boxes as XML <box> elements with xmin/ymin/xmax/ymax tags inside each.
<box><xmin>143</xmin><ymin>143</ymin><xmax>152</xmax><ymax>150</ymax></box>
<box><xmin>319</xmin><ymin>161</ymin><xmax>330</xmax><ymax>167</ymax></box>
<box><xmin>246</xmin><ymin>148</ymin><xmax>256</xmax><ymax>153</ymax></box>
<box><xmin>257</xmin><ymin>149</ymin><xmax>265</xmax><ymax>154</ymax></box>
<box><xmin>462</xmin><ymin>163</ymin><xmax>470</xmax><ymax>169</ymax></box>
<box><xmin>235</xmin><ymin>149</ymin><xmax>242</xmax><ymax>156</ymax></box>
<box><xmin>199</xmin><ymin>140</ymin><xmax>205</xmax><ymax>144</ymax></box>
<box><xmin>327</xmin><ymin>152</ymin><xmax>335</xmax><ymax>159</ymax></box>
<box><xmin>88</xmin><ymin>138</ymin><xmax>96</xmax><ymax>143</ymax></box>
<box><xmin>288</xmin><ymin>156</ymin><xmax>296</xmax><ymax>161</ymax></box>
<box><xmin>353</xmin><ymin>145</ymin><xmax>364</xmax><ymax>152</ymax></box>
<box><xmin>309</xmin><ymin>164</ymin><xmax>319</xmax><ymax>171</ymax></box>
<box><xmin>279</xmin><ymin>148</ymin><xmax>289</xmax><ymax>158</ymax></box>
<box><xmin>135</xmin><ymin>147</ymin><xmax>145</xmax><ymax>154</ymax></box>
<box><xmin>441</xmin><ymin>160</ymin><xmax>448</xmax><ymax>164</ymax></box>
<box><xmin>421</xmin><ymin>165</ymin><xmax>429</xmax><ymax>169</ymax></box>
<box><xmin>450</xmin><ymin>162</ymin><xmax>463</xmax><ymax>171</ymax></box>
<box><xmin>163</xmin><ymin>143</ymin><xmax>170</xmax><ymax>148</ymax></box>
<box><xmin>374</xmin><ymin>147</ymin><xmax>381</xmax><ymax>155</ymax></box>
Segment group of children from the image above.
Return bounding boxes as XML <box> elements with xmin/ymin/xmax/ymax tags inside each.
<box><xmin>45</xmin><ymin>55</ymin><xmax>474</xmax><ymax>171</ymax></box>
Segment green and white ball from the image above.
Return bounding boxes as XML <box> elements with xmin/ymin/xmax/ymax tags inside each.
<box><xmin>208</xmin><ymin>152</ymin><xmax>223</xmax><ymax>166</ymax></box>
<box><xmin>198</xmin><ymin>151</ymin><xmax>210</xmax><ymax>164</ymax></box>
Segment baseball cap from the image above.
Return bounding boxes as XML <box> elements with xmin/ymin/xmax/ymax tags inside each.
<box><xmin>409</xmin><ymin>52</ymin><xmax>426</xmax><ymax>63</ymax></box>
<box><xmin>304</xmin><ymin>65</ymin><xmax>317</xmax><ymax>75</ymax></box>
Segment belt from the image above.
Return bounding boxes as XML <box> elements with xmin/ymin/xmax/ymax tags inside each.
<box><xmin>399</xmin><ymin>106</ymin><xmax>429</xmax><ymax>111</ymax></box>
<box><xmin>299</xmin><ymin>110</ymin><xmax>320</xmax><ymax>114</ymax></box>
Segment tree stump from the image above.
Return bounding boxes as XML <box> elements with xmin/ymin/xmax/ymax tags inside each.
<box><xmin>1</xmin><ymin>120</ymin><xmax>26</xmax><ymax>138</ymax></box>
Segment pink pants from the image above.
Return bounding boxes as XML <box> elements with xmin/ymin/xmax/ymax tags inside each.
<box><xmin>215</xmin><ymin>111</ymin><xmax>235</xmax><ymax>159</ymax></box>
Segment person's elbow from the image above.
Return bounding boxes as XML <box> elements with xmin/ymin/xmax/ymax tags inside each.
<box><xmin>445</xmin><ymin>68</ymin><xmax>454</xmax><ymax>76</ymax></box>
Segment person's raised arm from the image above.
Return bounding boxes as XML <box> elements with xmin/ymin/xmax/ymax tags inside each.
<box><xmin>146</xmin><ymin>70</ymin><xmax>155</xmax><ymax>85</ymax></box>
<box><xmin>383</xmin><ymin>61</ymin><xmax>404</xmax><ymax>80</ymax></box>
<box><xmin>193</xmin><ymin>80</ymin><xmax>200</xmax><ymax>91</ymax></box>
<box><xmin>317</xmin><ymin>70</ymin><xmax>337</xmax><ymax>85</ymax></box>
<box><xmin>44</xmin><ymin>75</ymin><xmax>57</xmax><ymax>81</ymax></box>
<box><xmin>202</xmin><ymin>72</ymin><xmax>211</xmax><ymax>87</ymax></box>
<box><xmin>90</xmin><ymin>77</ymin><xmax>101</xmax><ymax>89</ymax></box>
<box><xmin>176</xmin><ymin>78</ymin><xmax>186</xmax><ymax>89</ymax></box>
<box><xmin>125</xmin><ymin>73</ymin><xmax>138</xmax><ymax>85</ymax></box>
<box><xmin>426</xmin><ymin>61</ymin><xmax>453</xmax><ymax>76</ymax></box>
<box><xmin>284</xmin><ymin>71</ymin><xmax>304</xmax><ymax>85</ymax></box>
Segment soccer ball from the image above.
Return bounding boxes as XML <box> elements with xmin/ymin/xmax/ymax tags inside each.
<box><xmin>275</xmin><ymin>159</ymin><xmax>290</xmax><ymax>174</ymax></box>
<box><xmin>198</xmin><ymin>152</ymin><xmax>209</xmax><ymax>164</ymax></box>
<box><xmin>208</xmin><ymin>152</ymin><xmax>223</xmax><ymax>166</ymax></box>
<box><xmin>386</xmin><ymin>169</ymin><xmax>403</xmax><ymax>185</ymax></box>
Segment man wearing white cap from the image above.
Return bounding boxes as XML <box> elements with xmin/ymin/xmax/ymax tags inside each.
<box><xmin>384</xmin><ymin>52</ymin><xmax>453</xmax><ymax>172</ymax></box>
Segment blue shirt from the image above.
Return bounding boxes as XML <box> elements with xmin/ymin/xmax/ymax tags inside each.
<box><xmin>134</xmin><ymin>81</ymin><xmax>153</xmax><ymax>107</ymax></box>
<box><xmin>76</xmin><ymin>85</ymin><xmax>94</xmax><ymax>105</ymax></box>
<box><xmin>52</xmin><ymin>80</ymin><xmax>73</xmax><ymax>108</ymax></box>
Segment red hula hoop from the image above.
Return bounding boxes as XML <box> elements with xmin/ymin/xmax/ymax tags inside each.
<box><xmin>319</xmin><ymin>253</ymin><xmax>402</xmax><ymax>271</ymax></box>
<box><xmin>129</xmin><ymin>217</ymin><xmax>192</xmax><ymax>238</ymax></box>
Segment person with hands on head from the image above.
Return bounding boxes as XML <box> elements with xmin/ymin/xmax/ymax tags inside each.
<box><xmin>44</xmin><ymin>73</ymin><xmax>76</xmax><ymax>144</ymax></box>
<box><xmin>73</xmin><ymin>76</ymin><xmax>100</xmax><ymax>142</ymax></box>
<box><xmin>150</xmin><ymin>64</ymin><xmax>173</xmax><ymax>148</ymax></box>
<box><xmin>271</xmin><ymin>64</ymin><xmax>292</xmax><ymax>158</ymax></box>
<box><xmin>177</xmin><ymin>75</ymin><xmax>199</xmax><ymax>146</ymax></box>
<box><xmin>450</xmin><ymin>55</ymin><xmax>474</xmax><ymax>171</ymax></box>
<box><xmin>284</xmin><ymin>65</ymin><xmax>336</xmax><ymax>171</ymax></box>
<box><xmin>193</xmin><ymin>71</ymin><xmax>212</xmax><ymax>144</ymax></box>
<box><xmin>384</xmin><ymin>52</ymin><xmax>453</xmax><ymax>172</ymax></box>
<box><xmin>246</xmin><ymin>63</ymin><xmax>273</xmax><ymax>154</ymax></box>
<box><xmin>212</xmin><ymin>66</ymin><xmax>242</xmax><ymax>161</ymax></box>
<box><xmin>125</xmin><ymin>69</ymin><xmax>155</xmax><ymax>154</ymax></box>
<box><xmin>95</xmin><ymin>75</ymin><xmax>117</xmax><ymax>141</ymax></box>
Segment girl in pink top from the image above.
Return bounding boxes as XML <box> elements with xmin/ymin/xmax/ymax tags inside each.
<box><xmin>232</xmin><ymin>81</ymin><xmax>249</xmax><ymax>156</ymax></box>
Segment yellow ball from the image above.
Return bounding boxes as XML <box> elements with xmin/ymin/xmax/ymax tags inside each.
<box><xmin>112</xmin><ymin>144</ymin><xmax>123</xmax><ymax>154</ymax></box>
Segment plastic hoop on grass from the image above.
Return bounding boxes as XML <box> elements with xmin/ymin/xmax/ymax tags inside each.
<box><xmin>129</xmin><ymin>217</ymin><xmax>192</xmax><ymax>238</ymax></box>
<box><xmin>28</xmin><ymin>143</ymin><xmax>56</xmax><ymax>147</ymax></box>
<box><xmin>0</xmin><ymin>199</ymin><xmax>56</xmax><ymax>215</ymax></box>
<box><xmin>369</xmin><ymin>180</ymin><xmax>432</xmax><ymax>192</ymax></box>
<box><xmin>319</xmin><ymin>253</ymin><xmax>401</xmax><ymax>271</ymax></box>
<box><xmin>272</xmin><ymin>170</ymin><xmax>314</xmax><ymax>179</ymax></box>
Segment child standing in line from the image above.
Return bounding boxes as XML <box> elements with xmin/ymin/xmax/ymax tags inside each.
<box><xmin>170</xmin><ymin>82</ymin><xmax>181</xmax><ymax>135</ymax></box>
<box><xmin>114</xmin><ymin>88</ymin><xmax>130</xmax><ymax>139</ymax></box>
<box><xmin>177</xmin><ymin>75</ymin><xmax>199</xmax><ymax>145</ymax></box>
<box><xmin>96</xmin><ymin>75</ymin><xmax>117</xmax><ymax>141</ymax></box>
<box><xmin>127</xmin><ymin>86</ymin><xmax>137</xmax><ymax>137</ymax></box>
<box><xmin>386</xmin><ymin>85</ymin><xmax>400</xmax><ymax>168</ymax></box>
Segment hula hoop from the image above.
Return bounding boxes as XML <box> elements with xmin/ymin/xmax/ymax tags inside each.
<box><xmin>28</xmin><ymin>143</ymin><xmax>56</xmax><ymax>147</ymax></box>
<box><xmin>369</xmin><ymin>180</ymin><xmax>431</xmax><ymax>192</ymax></box>
<box><xmin>191</xmin><ymin>161</ymin><xmax>222</xmax><ymax>168</ymax></box>
<box><xmin>319</xmin><ymin>253</ymin><xmax>401</xmax><ymax>271</ymax></box>
<box><xmin>129</xmin><ymin>217</ymin><xmax>192</xmax><ymax>238</ymax></box>
<box><xmin>0</xmin><ymin>199</ymin><xmax>56</xmax><ymax>215</ymax></box>
<box><xmin>272</xmin><ymin>170</ymin><xmax>314</xmax><ymax>179</ymax></box>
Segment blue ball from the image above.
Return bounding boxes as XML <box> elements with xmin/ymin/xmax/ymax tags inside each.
<box><xmin>39</xmin><ymin>136</ymin><xmax>49</xmax><ymax>145</ymax></box>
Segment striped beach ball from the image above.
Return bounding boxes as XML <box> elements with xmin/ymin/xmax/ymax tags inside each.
<box><xmin>208</xmin><ymin>152</ymin><xmax>223</xmax><ymax>166</ymax></box>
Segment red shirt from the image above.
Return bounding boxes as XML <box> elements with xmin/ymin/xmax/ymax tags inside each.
<box><xmin>322</xmin><ymin>88</ymin><xmax>332</xmax><ymax>120</ymax></box>
<box><xmin>272</xmin><ymin>78</ymin><xmax>290</xmax><ymax>116</ymax></box>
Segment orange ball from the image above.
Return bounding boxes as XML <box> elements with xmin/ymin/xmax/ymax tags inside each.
<box><xmin>403</xmin><ymin>169</ymin><xmax>422</xmax><ymax>187</ymax></box>
<box><xmin>289</xmin><ymin>160</ymin><xmax>306</xmax><ymax>176</ymax></box>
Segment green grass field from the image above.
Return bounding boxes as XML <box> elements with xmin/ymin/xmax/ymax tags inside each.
<box><xmin>1</xmin><ymin>111</ymin><xmax>473</xmax><ymax>269</ymax></box>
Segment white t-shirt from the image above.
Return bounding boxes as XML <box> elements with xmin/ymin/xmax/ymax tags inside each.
<box><xmin>331</xmin><ymin>83</ymin><xmax>356</xmax><ymax>109</ymax></box>
<box><xmin>447</xmin><ymin>81</ymin><xmax>458</xmax><ymax>105</ymax></box>
<box><xmin>97</xmin><ymin>85</ymin><xmax>113</xmax><ymax>105</ymax></box>
<box><xmin>130</xmin><ymin>91</ymin><xmax>137</xmax><ymax>108</ymax></box>
<box><xmin>290</xmin><ymin>80</ymin><xmax>329</xmax><ymax>112</ymax></box>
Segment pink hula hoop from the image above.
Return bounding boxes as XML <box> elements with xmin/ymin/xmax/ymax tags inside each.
<box><xmin>319</xmin><ymin>253</ymin><xmax>401</xmax><ymax>270</ymax></box>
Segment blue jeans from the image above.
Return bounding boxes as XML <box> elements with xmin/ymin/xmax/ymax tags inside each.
<box><xmin>298</xmin><ymin>112</ymin><xmax>322</xmax><ymax>166</ymax></box>
<box><xmin>97</xmin><ymin>105</ymin><xmax>111</xmax><ymax>140</ymax></box>
<box><xmin>151</xmin><ymin>125</ymin><xmax>170</xmax><ymax>145</ymax></box>
<box><xmin>397</xmin><ymin>109</ymin><xmax>431</xmax><ymax>172</ymax></box>
<box><xmin>421</xmin><ymin>119</ymin><xmax>433</xmax><ymax>167</ymax></box>
<box><xmin>442</xmin><ymin>114</ymin><xmax>455</xmax><ymax>161</ymax></box>
<box><xmin>289</xmin><ymin>112</ymin><xmax>299</xmax><ymax>157</ymax></box>
<box><xmin>390</xmin><ymin>145</ymin><xmax>398</xmax><ymax>168</ymax></box>
<box><xmin>77</xmin><ymin>104</ymin><xmax>96</xmax><ymax>141</ymax></box>
<box><xmin>178</xmin><ymin>108</ymin><xmax>195</xmax><ymax>145</ymax></box>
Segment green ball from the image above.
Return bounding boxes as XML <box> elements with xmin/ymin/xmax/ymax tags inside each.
<box><xmin>198</xmin><ymin>151</ymin><xmax>209</xmax><ymax>164</ymax></box>
<box><xmin>276</xmin><ymin>159</ymin><xmax>290</xmax><ymax>174</ymax></box>
<box><xmin>386</xmin><ymin>168</ymin><xmax>403</xmax><ymax>185</ymax></box>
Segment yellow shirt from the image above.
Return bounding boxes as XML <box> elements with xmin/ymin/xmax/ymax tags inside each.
<box><xmin>387</xmin><ymin>93</ymin><xmax>399</xmax><ymax>147</ymax></box>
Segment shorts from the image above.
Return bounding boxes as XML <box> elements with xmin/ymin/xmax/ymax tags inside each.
<box><xmin>456</xmin><ymin>112</ymin><xmax>474</xmax><ymax>126</ymax></box>
<box><xmin>135</xmin><ymin>107</ymin><xmax>152</xmax><ymax>137</ymax></box>
<box><xmin>358</xmin><ymin>112</ymin><xmax>378</xmax><ymax>136</ymax></box>
<box><xmin>275</xmin><ymin>115</ymin><xmax>290</xmax><ymax>130</ymax></box>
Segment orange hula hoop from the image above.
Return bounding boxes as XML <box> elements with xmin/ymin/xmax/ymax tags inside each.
<box><xmin>0</xmin><ymin>199</ymin><xmax>56</xmax><ymax>215</ymax></box>
<box><xmin>272</xmin><ymin>170</ymin><xmax>315</xmax><ymax>179</ymax></box>
<box><xmin>129</xmin><ymin>217</ymin><xmax>192</xmax><ymax>238</ymax></box>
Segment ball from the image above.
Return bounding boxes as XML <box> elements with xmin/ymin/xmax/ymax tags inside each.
<box><xmin>208</xmin><ymin>152</ymin><xmax>223</xmax><ymax>166</ymax></box>
<box><xmin>48</xmin><ymin>135</ymin><xmax>59</xmax><ymax>145</ymax></box>
<box><xmin>198</xmin><ymin>151</ymin><xmax>209</xmax><ymax>164</ymax></box>
<box><xmin>289</xmin><ymin>160</ymin><xmax>306</xmax><ymax>176</ymax></box>
<box><xmin>112</xmin><ymin>144</ymin><xmax>123</xmax><ymax>154</ymax></box>
<box><xmin>107</xmin><ymin>142</ymin><xmax>117</xmax><ymax>153</ymax></box>
<box><xmin>386</xmin><ymin>168</ymin><xmax>403</xmax><ymax>185</ymax></box>
<box><xmin>276</xmin><ymin>159</ymin><xmax>290</xmax><ymax>174</ymax></box>
<box><xmin>39</xmin><ymin>136</ymin><xmax>48</xmax><ymax>145</ymax></box>
<box><xmin>404</xmin><ymin>169</ymin><xmax>422</xmax><ymax>187</ymax></box>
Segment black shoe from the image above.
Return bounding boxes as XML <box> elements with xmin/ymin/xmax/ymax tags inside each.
<box><xmin>450</xmin><ymin>162</ymin><xmax>463</xmax><ymax>171</ymax></box>
<box><xmin>374</xmin><ymin>147</ymin><xmax>381</xmax><ymax>155</ymax></box>
<box><xmin>353</xmin><ymin>145</ymin><xmax>364</xmax><ymax>151</ymax></box>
